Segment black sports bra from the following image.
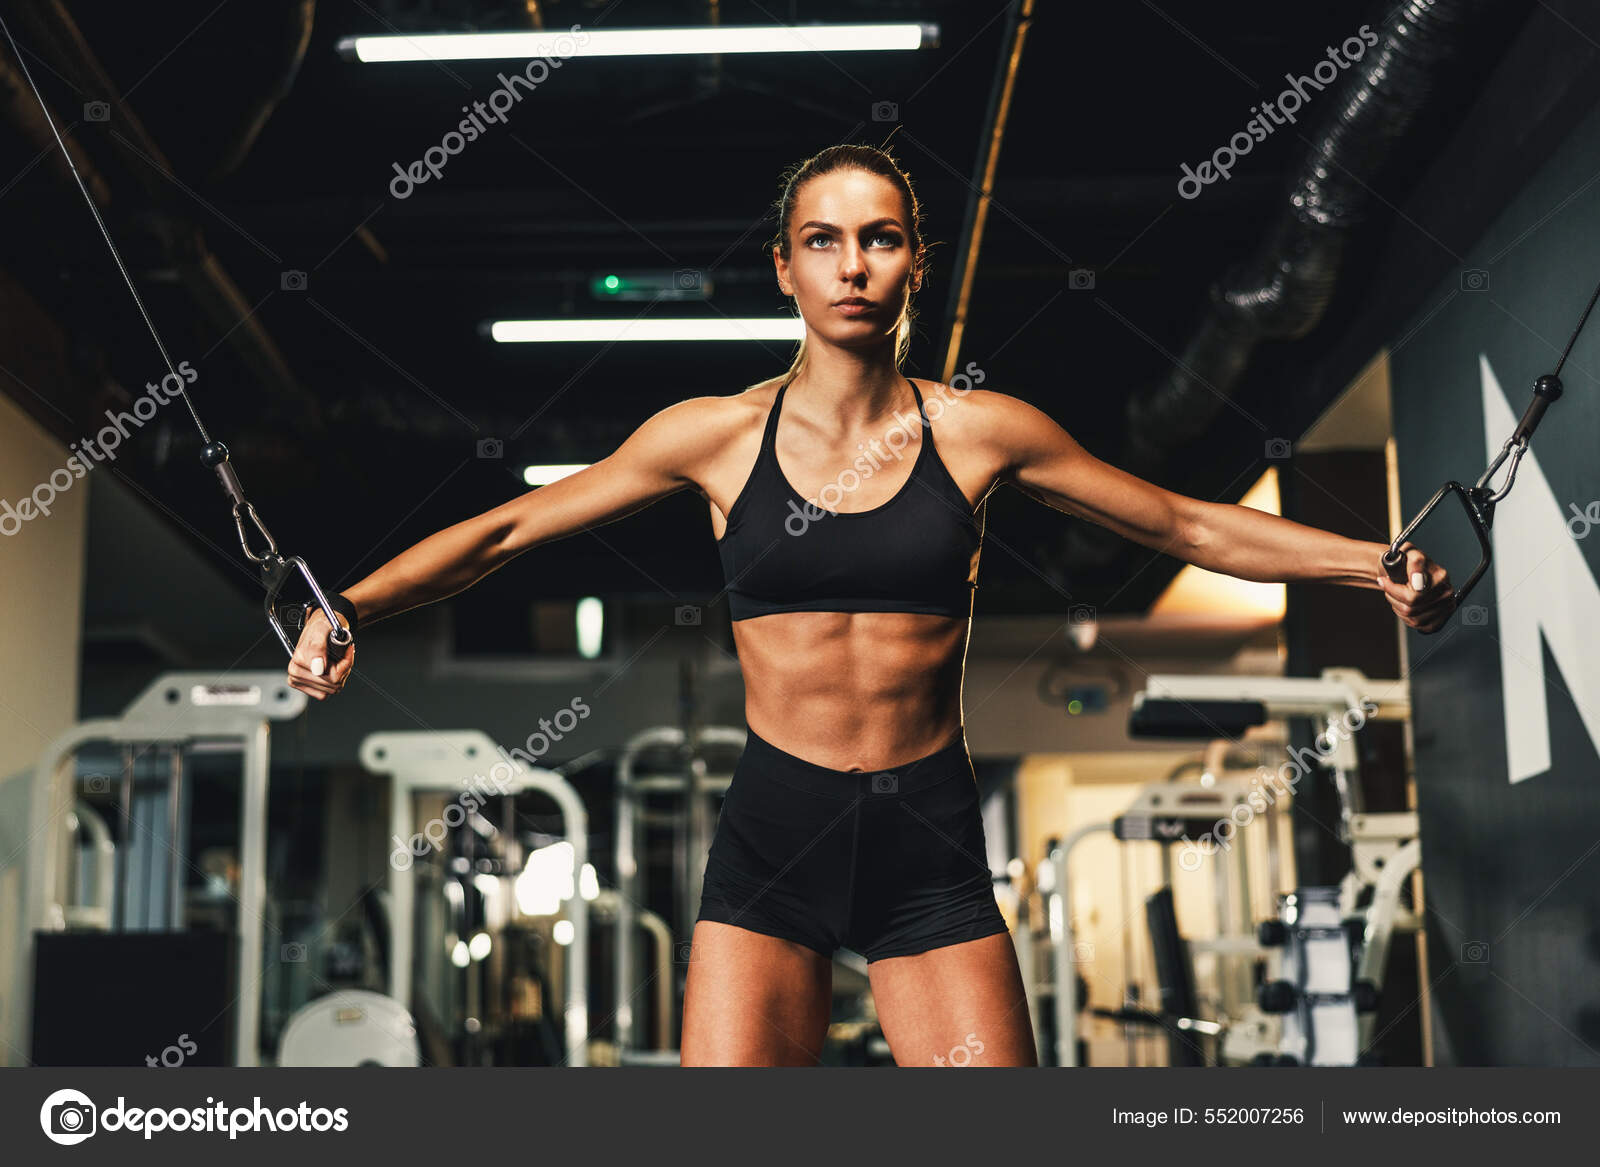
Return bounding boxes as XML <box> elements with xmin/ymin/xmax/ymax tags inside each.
<box><xmin>715</xmin><ymin>373</ymin><xmax>983</xmax><ymax>621</ymax></box>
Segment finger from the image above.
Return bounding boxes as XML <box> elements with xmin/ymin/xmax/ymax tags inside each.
<box><xmin>1411</xmin><ymin>592</ymin><xmax>1456</xmax><ymax>624</ymax></box>
<box><xmin>329</xmin><ymin>648</ymin><xmax>355</xmax><ymax>684</ymax></box>
<box><xmin>287</xmin><ymin>665</ymin><xmax>337</xmax><ymax>695</ymax></box>
<box><xmin>1375</xmin><ymin>573</ymin><xmax>1412</xmax><ymax>604</ymax></box>
<box><xmin>1393</xmin><ymin>591</ymin><xmax>1453</xmax><ymax>631</ymax></box>
<box><xmin>1405</xmin><ymin>547</ymin><xmax>1430</xmax><ymax>593</ymax></box>
<box><xmin>1416</xmin><ymin>576</ymin><xmax>1452</xmax><ymax>609</ymax></box>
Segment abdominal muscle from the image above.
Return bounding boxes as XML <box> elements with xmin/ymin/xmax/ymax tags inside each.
<box><xmin>729</xmin><ymin>610</ymin><xmax>972</xmax><ymax>771</ymax></box>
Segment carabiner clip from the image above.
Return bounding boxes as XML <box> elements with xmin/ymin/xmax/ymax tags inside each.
<box><xmin>233</xmin><ymin>500</ymin><xmax>279</xmax><ymax>565</ymax></box>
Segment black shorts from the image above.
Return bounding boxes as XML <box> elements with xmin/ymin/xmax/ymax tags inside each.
<box><xmin>695</xmin><ymin>725</ymin><xmax>1011</xmax><ymax>962</ymax></box>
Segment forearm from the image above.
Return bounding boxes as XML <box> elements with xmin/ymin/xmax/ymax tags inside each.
<box><xmin>1183</xmin><ymin>499</ymin><xmax>1386</xmax><ymax>588</ymax></box>
<box><xmin>339</xmin><ymin>505</ymin><xmax>518</xmax><ymax>626</ymax></box>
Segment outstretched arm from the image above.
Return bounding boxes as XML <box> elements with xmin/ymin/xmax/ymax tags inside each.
<box><xmin>980</xmin><ymin>391</ymin><xmax>1452</xmax><ymax>629</ymax></box>
<box><xmin>286</xmin><ymin>394</ymin><xmax>732</xmax><ymax>697</ymax></box>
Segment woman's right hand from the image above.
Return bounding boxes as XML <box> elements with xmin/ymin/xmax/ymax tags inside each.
<box><xmin>287</xmin><ymin>608</ymin><xmax>355</xmax><ymax>701</ymax></box>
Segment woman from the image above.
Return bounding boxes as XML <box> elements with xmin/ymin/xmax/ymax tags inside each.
<box><xmin>286</xmin><ymin>144</ymin><xmax>1453</xmax><ymax>1067</ymax></box>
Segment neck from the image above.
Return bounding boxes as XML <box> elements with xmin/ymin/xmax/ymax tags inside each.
<box><xmin>787</xmin><ymin>341</ymin><xmax>909</xmax><ymax>430</ymax></box>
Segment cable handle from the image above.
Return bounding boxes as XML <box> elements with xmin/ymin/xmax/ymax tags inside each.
<box><xmin>1382</xmin><ymin>480</ymin><xmax>1495</xmax><ymax>627</ymax></box>
<box><xmin>262</xmin><ymin>555</ymin><xmax>352</xmax><ymax>661</ymax></box>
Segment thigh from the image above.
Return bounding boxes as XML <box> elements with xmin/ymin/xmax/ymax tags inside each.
<box><xmin>680</xmin><ymin>920</ymin><xmax>834</xmax><ymax>1066</ymax></box>
<box><xmin>867</xmin><ymin>931</ymin><xmax>1037</xmax><ymax>1067</ymax></box>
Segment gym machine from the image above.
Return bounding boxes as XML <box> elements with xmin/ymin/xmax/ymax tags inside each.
<box><xmin>611</xmin><ymin>724</ymin><xmax>745</xmax><ymax>1062</ymax></box>
<box><xmin>359</xmin><ymin>729</ymin><xmax>591</xmax><ymax>1066</ymax></box>
<box><xmin>19</xmin><ymin>671</ymin><xmax>306</xmax><ymax>1066</ymax></box>
<box><xmin>588</xmin><ymin>890</ymin><xmax>676</xmax><ymax>1060</ymax></box>
<box><xmin>1045</xmin><ymin>667</ymin><xmax>1417</xmax><ymax>1066</ymax></box>
<box><xmin>1039</xmin><ymin>767</ymin><xmax>1281</xmax><ymax>1066</ymax></box>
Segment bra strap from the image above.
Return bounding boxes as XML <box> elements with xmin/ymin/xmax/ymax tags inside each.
<box><xmin>761</xmin><ymin>375</ymin><xmax>792</xmax><ymax>452</ymax></box>
<box><xmin>906</xmin><ymin>376</ymin><xmax>928</xmax><ymax>426</ymax></box>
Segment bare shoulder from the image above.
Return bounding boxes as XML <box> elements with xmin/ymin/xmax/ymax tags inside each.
<box><xmin>621</xmin><ymin>378</ymin><xmax>780</xmax><ymax>498</ymax></box>
<box><xmin>910</xmin><ymin>380</ymin><xmax>1055</xmax><ymax>447</ymax></box>
<box><xmin>910</xmin><ymin>380</ymin><xmax>1080</xmax><ymax>490</ymax></box>
<box><xmin>636</xmin><ymin>383</ymin><xmax>769</xmax><ymax>451</ymax></box>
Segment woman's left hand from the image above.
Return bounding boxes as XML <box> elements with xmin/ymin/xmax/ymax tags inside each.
<box><xmin>1376</xmin><ymin>541</ymin><xmax>1455</xmax><ymax>633</ymax></box>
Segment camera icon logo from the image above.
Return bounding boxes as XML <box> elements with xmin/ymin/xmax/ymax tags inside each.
<box><xmin>1067</xmin><ymin>267</ymin><xmax>1095</xmax><ymax>291</ymax></box>
<box><xmin>281</xmin><ymin>942</ymin><xmax>307</xmax><ymax>963</ymax></box>
<box><xmin>871</xmin><ymin>100</ymin><xmax>899</xmax><ymax>122</ymax></box>
<box><xmin>1460</xmin><ymin>940</ymin><xmax>1489</xmax><ymax>964</ymax></box>
<box><xmin>1460</xmin><ymin>268</ymin><xmax>1489</xmax><ymax>292</ymax></box>
<box><xmin>1068</xmin><ymin>603</ymin><xmax>1096</xmax><ymax>626</ymax></box>
<box><xmin>84</xmin><ymin>101</ymin><xmax>110</xmax><ymax>123</ymax></box>
<box><xmin>1265</xmin><ymin>438</ymin><xmax>1292</xmax><ymax>460</ymax></box>
<box><xmin>476</xmin><ymin>437</ymin><xmax>504</xmax><ymax>459</ymax></box>
<box><xmin>84</xmin><ymin>774</ymin><xmax>111</xmax><ymax>794</ymax></box>
<box><xmin>1460</xmin><ymin>604</ymin><xmax>1489</xmax><ymax>627</ymax></box>
<box><xmin>870</xmin><ymin>771</ymin><xmax>898</xmax><ymax>795</ymax></box>
<box><xmin>1072</xmin><ymin>941</ymin><xmax>1095</xmax><ymax>963</ymax></box>
<box><xmin>673</xmin><ymin>269</ymin><xmax>704</xmax><ymax>292</ymax></box>
<box><xmin>40</xmin><ymin>1088</ymin><xmax>97</xmax><ymax>1145</ymax></box>
<box><xmin>281</xmin><ymin>270</ymin><xmax>308</xmax><ymax>292</ymax></box>
<box><xmin>675</xmin><ymin>940</ymin><xmax>699</xmax><ymax>962</ymax></box>
<box><xmin>674</xmin><ymin>604</ymin><xmax>701</xmax><ymax>627</ymax></box>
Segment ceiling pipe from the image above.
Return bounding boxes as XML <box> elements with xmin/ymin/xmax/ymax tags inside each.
<box><xmin>939</xmin><ymin>0</ymin><xmax>1035</xmax><ymax>382</ymax></box>
<box><xmin>0</xmin><ymin>44</ymin><xmax>111</xmax><ymax>203</ymax></box>
<box><xmin>207</xmin><ymin>0</ymin><xmax>317</xmax><ymax>181</ymax></box>
<box><xmin>1070</xmin><ymin>0</ymin><xmax>1497</xmax><ymax>566</ymax></box>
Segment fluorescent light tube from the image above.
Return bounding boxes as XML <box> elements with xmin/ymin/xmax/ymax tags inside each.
<box><xmin>489</xmin><ymin>318</ymin><xmax>805</xmax><ymax>343</ymax></box>
<box><xmin>339</xmin><ymin>24</ymin><xmax>938</xmax><ymax>63</ymax></box>
<box><xmin>522</xmin><ymin>464</ymin><xmax>590</xmax><ymax>486</ymax></box>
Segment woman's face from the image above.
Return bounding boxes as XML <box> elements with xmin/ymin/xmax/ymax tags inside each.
<box><xmin>775</xmin><ymin>168</ymin><xmax>919</xmax><ymax>351</ymax></box>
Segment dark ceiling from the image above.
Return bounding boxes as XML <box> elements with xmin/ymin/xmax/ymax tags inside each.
<box><xmin>0</xmin><ymin>0</ymin><xmax>1546</xmax><ymax>649</ymax></box>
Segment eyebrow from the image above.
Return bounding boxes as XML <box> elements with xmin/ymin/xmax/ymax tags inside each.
<box><xmin>797</xmin><ymin>217</ymin><xmax>904</xmax><ymax>233</ymax></box>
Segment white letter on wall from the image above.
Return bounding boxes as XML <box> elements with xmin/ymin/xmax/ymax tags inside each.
<box><xmin>1481</xmin><ymin>353</ymin><xmax>1600</xmax><ymax>784</ymax></box>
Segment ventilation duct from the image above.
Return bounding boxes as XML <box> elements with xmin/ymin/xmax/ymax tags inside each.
<box><xmin>1072</xmin><ymin>0</ymin><xmax>1497</xmax><ymax>566</ymax></box>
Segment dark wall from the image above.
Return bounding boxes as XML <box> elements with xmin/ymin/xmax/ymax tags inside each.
<box><xmin>1389</xmin><ymin>94</ymin><xmax>1600</xmax><ymax>1067</ymax></box>
<box><xmin>1281</xmin><ymin>450</ymin><xmax>1421</xmax><ymax>1065</ymax></box>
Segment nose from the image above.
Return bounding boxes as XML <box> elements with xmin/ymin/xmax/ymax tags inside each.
<box><xmin>837</xmin><ymin>241</ymin><xmax>867</xmax><ymax>281</ymax></box>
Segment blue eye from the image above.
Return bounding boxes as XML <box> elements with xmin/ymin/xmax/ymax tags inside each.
<box><xmin>804</xmin><ymin>232</ymin><xmax>900</xmax><ymax>249</ymax></box>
